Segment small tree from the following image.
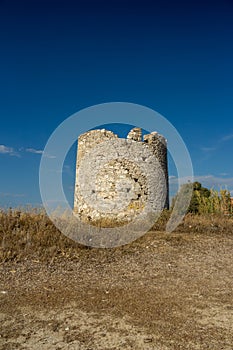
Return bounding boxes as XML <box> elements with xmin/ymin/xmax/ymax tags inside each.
<box><xmin>172</xmin><ymin>182</ymin><xmax>211</xmax><ymax>214</ymax></box>
<box><xmin>189</xmin><ymin>182</ymin><xmax>211</xmax><ymax>213</ymax></box>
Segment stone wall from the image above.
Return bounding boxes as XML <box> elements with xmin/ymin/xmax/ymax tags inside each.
<box><xmin>73</xmin><ymin>127</ymin><xmax>169</xmax><ymax>227</ymax></box>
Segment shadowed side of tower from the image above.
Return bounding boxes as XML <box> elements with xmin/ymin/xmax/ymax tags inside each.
<box><xmin>143</xmin><ymin>132</ymin><xmax>169</xmax><ymax>209</ymax></box>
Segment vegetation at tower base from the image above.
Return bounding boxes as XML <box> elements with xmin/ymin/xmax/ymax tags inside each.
<box><xmin>188</xmin><ymin>182</ymin><xmax>211</xmax><ymax>213</ymax></box>
<box><xmin>0</xmin><ymin>206</ymin><xmax>233</xmax><ymax>263</ymax></box>
<box><xmin>172</xmin><ymin>181</ymin><xmax>232</xmax><ymax>215</ymax></box>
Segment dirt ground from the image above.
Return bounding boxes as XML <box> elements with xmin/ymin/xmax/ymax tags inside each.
<box><xmin>0</xmin><ymin>230</ymin><xmax>233</xmax><ymax>350</ymax></box>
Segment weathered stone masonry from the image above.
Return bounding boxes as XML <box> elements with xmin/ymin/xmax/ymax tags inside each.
<box><xmin>74</xmin><ymin>127</ymin><xmax>169</xmax><ymax>227</ymax></box>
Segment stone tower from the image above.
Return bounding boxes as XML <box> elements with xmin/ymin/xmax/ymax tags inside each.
<box><xmin>73</xmin><ymin>127</ymin><xmax>169</xmax><ymax>227</ymax></box>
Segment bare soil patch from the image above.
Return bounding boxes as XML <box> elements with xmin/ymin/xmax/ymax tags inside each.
<box><xmin>0</xmin><ymin>212</ymin><xmax>233</xmax><ymax>349</ymax></box>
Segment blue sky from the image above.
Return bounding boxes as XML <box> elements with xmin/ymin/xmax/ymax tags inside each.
<box><xmin>0</xmin><ymin>0</ymin><xmax>233</xmax><ymax>207</ymax></box>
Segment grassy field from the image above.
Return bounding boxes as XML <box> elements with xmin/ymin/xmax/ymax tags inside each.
<box><xmin>0</xmin><ymin>209</ymin><xmax>233</xmax><ymax>349</ymax></box>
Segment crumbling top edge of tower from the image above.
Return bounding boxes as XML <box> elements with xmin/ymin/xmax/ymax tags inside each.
<box><xmin>78</xmin><ymin>128</ymin><xmax>118</xmax><ymax>142</ymax></box>
<box><xmin>78</xmin><ymin>127</ymin><xmax>167</xmax><ymax>144</ymax></box>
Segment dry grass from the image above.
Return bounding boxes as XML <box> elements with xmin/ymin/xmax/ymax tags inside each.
<box><xmin>0</xmin><ymin>208</ymin><xmax>83</xmax><ymax>263</ymax></box>
<box><xmin>0</xmin><ymin>208</ymin><xmax>232</xmax><ymax>263</ymax></box>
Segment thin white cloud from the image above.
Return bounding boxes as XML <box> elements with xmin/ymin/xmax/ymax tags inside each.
<box><xmin>25</xmin><ymin>148</ymin><xmax>56</xmax><ymax>159</ymax></box>
<box><xmin>0</xmin><ymin>192</ymin><xmax>25</xmax><ymax>198</ymax></box>
<box><xmin>170</xmin><ymin>174</ymin><xmax>233</xmax><ymax>192</ymax></box>
<box><xmin>200</xmin><ymin>146</ymin><xmax>216</xmax><ymax>152</ymax></box>
<box><xmin>169</xmin><ymin>176</ymin><xmax>194</xmax><ymax>185</ymax></box>
<box><xmin>26</xmin><ymin>148</ymin><xmax>43</xmax><ymax>154</ymax></box>
<box><xmin>0</xmin><ymin>146</ymin><xmax>55</xmax><ymax>158</ymax></box>
<box><xmin>45</xmin><ymin>154</ymin><xmax>56</xmax><ymax>159</ymax></box>
<box><xmin>221</xmin><ymin>133</ymin><xmax>233</xmax><ymax>142</ymax></box>
<box><xmin>0</xmin><ymin>145</ymin><xmax>13</xmax><ymax>154</ymax></box>
<box><xmin>195</xmin><ymin>175</ymin><xmax>233</xmax><ymax>190</ymax></box>
<box><xmin>0</xmin><ymin>144</ymin><xmax>19</xmax><ymax>157</ymax></box>
<box><xmin>201</xmin><ymin>132</ymin><xmax>233</xmax><ymax>153</ymax></box>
